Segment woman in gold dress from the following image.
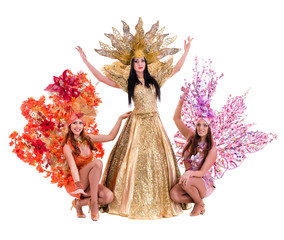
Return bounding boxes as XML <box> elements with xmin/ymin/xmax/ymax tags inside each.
<box><xmin>76</xmin><ymin>18</ymin><xmax>193</xmax><ymax>219</ymax></box>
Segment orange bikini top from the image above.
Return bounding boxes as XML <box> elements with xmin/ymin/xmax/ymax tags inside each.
<box><xmin>67</xmin><ymin>140</ymin><xmax>94</xmax><ymax>170</ymax></box>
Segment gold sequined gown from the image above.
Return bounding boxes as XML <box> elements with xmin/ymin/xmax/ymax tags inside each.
<box><xmin>102</xmin><ymin>83</ymin><xmax>183</xmax><ymax>219</ymax></box>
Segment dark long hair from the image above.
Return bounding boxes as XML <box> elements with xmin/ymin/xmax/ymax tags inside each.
<box><xmin>62</xmin><ymin>125</ymin><xmax>97</xmax><ymax>156</ymax></box>
<box><xmin>182</xmin><ymin>126</ymin><xmax>213</xmax><ymax>163</ymax></box>
<box><xmin>127</xmin><ymin>58</ymin><xmax>161</xmax><ymax>104</ymax></box>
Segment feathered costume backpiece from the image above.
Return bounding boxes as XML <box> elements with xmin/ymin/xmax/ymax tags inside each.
<box><xmin>174</xmin><ymin>57</ymin><xmax>277</xmax><ymax>179</ymax></box>
<box><xmin>9</xmin><ymin>70</ymin><xmax>103</xmax><ymax>188</ymax></box>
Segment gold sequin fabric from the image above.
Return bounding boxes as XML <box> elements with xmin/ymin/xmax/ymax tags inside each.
<box><xmin>102</xmin><ymin>84</ymin><xmax>183</xmax><ymax>219</ymax></box>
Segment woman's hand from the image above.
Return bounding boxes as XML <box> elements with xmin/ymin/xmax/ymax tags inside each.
<box><xmin>178</xmin><ymin>170</ymin><xmax>193</xmax><ymax>185</ymax></box>
<box><xmin>186</xmin><ymin>170</ymin><xmax>195</xmax><ymax>178</ymax></box>
<box><xmin>171</xmin><ymin>36</ymin><xmax>193</xmax><ymax>76</ymax></box>
<box><xmin>180</xmin><ymin>86</ymin><xmax>190</xmax><ymax>100</ymax></box>
<box><xmin>75</xmin><ymin>46</ymin><xmax>119</xmax><ymax>88</ymax></box>
<box><xmin>184</xmin><ymin>36</ymin><xmax>194</xmax><ymax>53</ymax></box>
<box><xmin>120</xmin><ymin>111</ymin><xmax>132</xmax><ymax>119</ymax></box>
<box><xmin>76</xmin><ymin>46</ymin><xmax>87</xmax><ymax>62</ymax></box>
<box><xmin>70</xmin><ymin>188</ymin><xmax>87</xmax><ymax>197</ymax></box>
<box><xmin>178</xmin><ymin>170</ymin><xmax>195</xmax><ymax>185</ymax></box>
<box><xmin>89</xmin><ymin>111</ymin><xmax>133</xmax><ymax>143</ymax></box>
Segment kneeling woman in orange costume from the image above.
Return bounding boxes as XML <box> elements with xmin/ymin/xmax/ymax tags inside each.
<box><xmin>63</xmin><ymin>111</ymin><xmax>131</xmax><ymax>221</ymax></box>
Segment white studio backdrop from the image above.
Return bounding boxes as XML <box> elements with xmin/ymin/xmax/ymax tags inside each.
<box><xmin>1</xmin><ymin>0</ymin><xmax>283</xmax><ymax>240</ymax></box>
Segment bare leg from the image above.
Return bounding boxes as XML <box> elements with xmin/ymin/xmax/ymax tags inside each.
<box><xmin>98</xmin><ymin>184</ymin><xmax>114</xmax><ymax>205</ymax></box>
<box><xmin>79</xmin><ymin>159</ymin><xmax>103</xmax><ymax>220</ymax></box>
<box><xmin>77</xmin><ymin>184</ymin><xmax>113</xmax><ymax>207</ymax></box>
<box><xmin>170</xmin><ymin>184</ymin><xmax>194</xmax><ymax>203</ymax></box>
<box><xmin>181</xmin><ymin>177</ymin><xmax>207</xmax><ymax>216</ymax></box>
<box><xmin>78</xmin><ymin>197</ymin><xmax>90</xmax><ymax>207</ymax></box>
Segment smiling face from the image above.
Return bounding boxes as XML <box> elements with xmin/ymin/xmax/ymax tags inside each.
<box><xmin>196</xmin><ymin>119</ymin><xmax>209</xmax><ymax>138</ymax></box>
<box><xmin>70</xmin><ymin>119</ymin><xmax>84</xmax><ymax>136</ymax></box>
<box><xmin>133</xmin><ymin>57</ymin><xmax>146</xmax><ymax>74</ymax></box>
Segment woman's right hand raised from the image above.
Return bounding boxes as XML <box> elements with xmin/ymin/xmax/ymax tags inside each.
<box><xmin>76</xmin><ymin>46</ymin><xmax>87</xmax><ymax>62</ymax></box>
<box><xmin>75</xmin><ymin>46</ymin><xmax>119</xmax><ymax>88</ymax></box>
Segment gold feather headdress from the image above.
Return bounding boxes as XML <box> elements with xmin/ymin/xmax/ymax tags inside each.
<box><xmin>95</xmin><ymin>18</ymin><xmax>181</xmax><ymax>89</ymax></box>
<box><xmin>95</xmin><ymin>17</ymin><xmax>180</xmax><ymax>65</ymax></box>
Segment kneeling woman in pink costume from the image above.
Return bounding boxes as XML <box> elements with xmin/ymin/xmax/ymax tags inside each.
<box><xmin>170</xmin><ymin>93</ymin><xmax>217</xmax><ymax>217</ymax></box>
<box><xmin>63</xmin><ymin>111</ymin><xmax>131</xmax><ymax>221</ymax></box>
<box><xmin>170</xmin><ymin>58</ymin><xmax>277</xmax><ymax>217</ymax></box>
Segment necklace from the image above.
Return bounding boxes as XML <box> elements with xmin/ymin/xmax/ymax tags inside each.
<box><xmin>75</xmin><ymin>136</ymin><xmax>87</xmax><ymax>146</ymax></box>
<box><xmin>197</xmin><ymin>142</ymin><xmax>206</xmax><ymax>152</ymax></box>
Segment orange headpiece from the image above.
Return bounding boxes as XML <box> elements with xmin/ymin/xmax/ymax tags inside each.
<box><xmin>68</xmin><ymin>112</ymin><xmax>85</xmax><ymax>126</ymax></box>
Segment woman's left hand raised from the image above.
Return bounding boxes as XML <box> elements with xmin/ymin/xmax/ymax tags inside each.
<box><xmin>184</xmin><ymin>36</ymin><xmax>194</xmax><ymax>53</ymax></box>
<box><xmin>76</xmin><ymin>46</ymin><xmax>87</xmax><ymax>62</ymax></box>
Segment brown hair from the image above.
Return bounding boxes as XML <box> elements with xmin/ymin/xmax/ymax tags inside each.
<box><xmin>182</xmin><ymin>126</ymin><xmax>213</xmax><ymax>162</ymax></box>
<box><xmin>62</xmin><ymin>125</ymin><xmax>97</xmax><ymax>156</ymax></box>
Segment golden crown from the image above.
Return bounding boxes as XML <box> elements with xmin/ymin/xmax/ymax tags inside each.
<box><xmin>95</xmin><ymin>17</ymin><xmax>180</xmax><ymax>65</ymax></box>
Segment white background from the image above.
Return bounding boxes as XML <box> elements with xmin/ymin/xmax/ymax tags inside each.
<box><xmin>1</xmin><ymin>0</ymin><xmax>283</xmax><ymax>239</ymax></box>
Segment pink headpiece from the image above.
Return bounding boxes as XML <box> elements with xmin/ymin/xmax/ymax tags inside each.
<box><xmin>181</xmin><ymin>57</ymin><xmax>223</xmax><ymax>127</ymax></box>
<box><xmin>195</xmin><ymin>117</ymin><xmax>213</xmax><ymax>125</ymax></box>
<box><xmin>174</xmin><ymin>57</ymin><xmax>277</xmax><ymax>180</ymax></box>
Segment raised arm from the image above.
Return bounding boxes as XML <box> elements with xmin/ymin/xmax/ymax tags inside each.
<box><xmin>89</xmin><ymin>111</ymin><xmax>132</xmax><ymax>143</ymax></box>
<box><xmin>173</xmin><ymin>93</ymin><xmax>194</xmax><ymax>139</ymax></box>
<box><xmin>76</xmin><ymin>46</ymin><xmax>119</xmax><ymax>88</ymax></box>
<box><xmin>171</xmin><ymin>36</ymin><xmax>194</xmax><ymax>76</ymax></box>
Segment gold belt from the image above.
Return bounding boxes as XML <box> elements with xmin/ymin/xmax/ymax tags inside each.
<box><xmin>133</xmin><ymin>111</ymin><xmax>158</xmax><ymax>118</ymax></box>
